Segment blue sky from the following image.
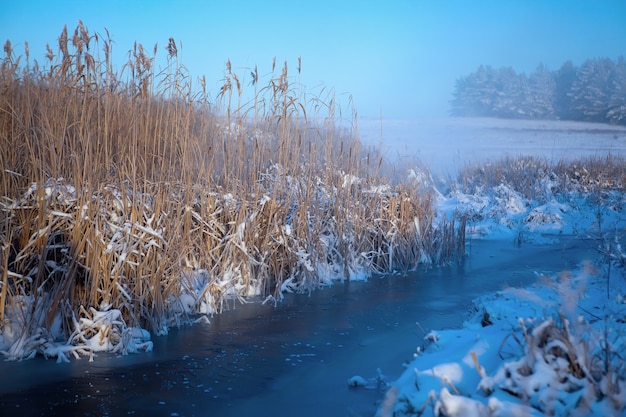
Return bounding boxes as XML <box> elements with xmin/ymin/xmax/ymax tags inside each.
<box><xmin>2</xmin><ymin>1</ymin><xmax>625</xmax><ymax>120</ymax></box>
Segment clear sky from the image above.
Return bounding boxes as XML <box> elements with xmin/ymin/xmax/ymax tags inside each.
<box><xmin>2</xmin><ymin>1</ymin><xmax>625</xmax><ymax>120</ymax></box>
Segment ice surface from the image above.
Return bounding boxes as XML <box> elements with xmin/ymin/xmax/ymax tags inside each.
<box><xmin>363</xmin><ymin>118</ymin><xmax>626</xmax><ymax>416</ymax></box>
<box><xmin>376</xmin><ymin>185</ymin><xmax>626</xmax><ymax>416</ymax></box>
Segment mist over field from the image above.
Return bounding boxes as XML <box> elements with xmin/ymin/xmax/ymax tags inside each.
<box><xmin>2</xmin><ymin>2</ymin><xmax>626</xmax><ymax>416</ymax></box>
<box><xmin>357</xmin><ymin>117</ymin><xmax>626</xmax><ymax>175</ymax></box>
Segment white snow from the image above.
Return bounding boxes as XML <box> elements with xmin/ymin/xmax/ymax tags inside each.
<box><xmin>1</xmin><ymin>117</ymin><xmax>625</xmax><ymax>415</ymax></box>
<box><xmin>358</xmin><ymin>117</ymin><xmax>626</xmax><ymax>175</ymax></box>
<box><xmin>373</xmin><ymin>249</ymin><xmax>626</xmax><ymax>415</ymax></box>
<box><xmin>367</xmin><ymin>123</ymin><xmax>626</xmax><ymax>415</ymax></box>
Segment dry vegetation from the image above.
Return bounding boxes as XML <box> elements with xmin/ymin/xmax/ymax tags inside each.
<box><xmin>0</xmin><ymin>22</ymin><xmax>463</xmax><ymax>357</ymax></box>
<box><xmin>457</xmin><ymin>154</ymin><xmax>626</xmax><ymax>200</ymax></box>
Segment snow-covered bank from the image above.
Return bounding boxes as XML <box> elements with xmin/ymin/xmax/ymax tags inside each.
<box><xmin>372</xmin><ymin>172</ymin><xmax>626</xmax><ymax>416</ymax></box>
<box><xmin>376</xmin><ymin>260</ymin><xmax>626</xmax><ymax>416</ymax></box>
<box><xmin>0</xmin><ymin>170</ymin><xmax>460</xmax><ymax>362</ymax></box>
<box><xmin>1</xmin><ymin>26</ymin><xmax>466</xmax><ymax>364</ymax></box>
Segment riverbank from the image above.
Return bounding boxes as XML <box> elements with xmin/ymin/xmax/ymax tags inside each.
<box><xmin>0</xmin><ymin>25</ymin><xmax>463</xmax><ymax>362</ymax></box>
<box><xmin>0</xmin><ymin>239</ymin><xmax>599</xmax><ymax>417</ymax></box>
<box><xmin>372</xmin><ymin>162</ymin><xmax>626</xmax><ymax>416</ymax></box>
<box><xmin>0</xmin><ymin>155</ymin><xmax>624</xmax><ymax>416</ymax></box>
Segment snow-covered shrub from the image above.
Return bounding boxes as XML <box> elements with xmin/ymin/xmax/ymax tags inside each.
<box><xmin>476</xmin><ymin>267</ymin><xmax>626</xmax><ymax>416</ymax></box>
<box><xmin>0</xmin><ymin>296</ymin><xmax>152</xmax><ymax>362</ymax></box>
<box><xmin>70</xmin><ymin>306</ymin><xmax>153</xmax><ymax>356</ymax></box>
<box><xmin>378</xmin><ymin>265</ymin><xmax>626</xmax><ymax>417</ymax></box>
<box><xmin>458</xmin><ymin>155</ymin><xmax>626</xmax><ymax>201</ymax></box>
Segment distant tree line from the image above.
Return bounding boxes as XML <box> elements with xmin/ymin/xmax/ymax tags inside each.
<box><xmin>450</xmin><ymin>57</ymin><xmax>626</xmax><ymax>125</ymax></box>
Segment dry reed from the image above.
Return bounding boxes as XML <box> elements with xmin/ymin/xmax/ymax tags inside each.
<box><xmin>458</xmin><ymin>154</ymin><xmax>626</xmax><ymax>200</ymax></box>
<box><xmin>0</xmin><ymin>22</ymin><xmax>463</xmax><ymax>357</ymax></box>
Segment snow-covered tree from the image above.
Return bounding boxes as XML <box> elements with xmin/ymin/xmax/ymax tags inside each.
<box><xmin>527</xmin><ymin>63</ymin><xmax>556</xmax><ymax>119</ymax></box>
<box><xmin>451</xmin><ymin>57</ymin><xmax>624</xmax><ymax>124</ymax></box>
<box><xmin>606</xmin><ymin>56</ymin><xmax>626</xmax><ymax>124</ymax></box>
<box><xmin>568</xmin><ymin>58</ymin><xmax>614</xmax><ymax>123</ymax></box>
<box><xmin>553</xmin><ymin>60</ymin><xmax>577</xmax><ymax>120</ymax></box>
<box><xmin>450</xmin><ymin>65</ymin><xmax>499</xmax><ymax>117</ymax></box>
<box><xmin>491</xmin><ymin>66</ymin><xmax>527</xmax><ymax>118</ymax></box>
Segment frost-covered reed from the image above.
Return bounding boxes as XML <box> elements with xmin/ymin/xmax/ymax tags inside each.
<box><xmin>457</xmin><ymin>154</ymin><xmax>626</xmax><ymax>200</ymax></box>
<box><xmin>0</xmin><ymin>23</ymin><xmax>463</xmax><ymax>360</ymax></box>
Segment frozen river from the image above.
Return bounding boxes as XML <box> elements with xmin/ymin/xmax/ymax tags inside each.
<box><xmin>0</xmin><ymin>237</ymin><xmax>599</xmax><ymax>417</ymax></box>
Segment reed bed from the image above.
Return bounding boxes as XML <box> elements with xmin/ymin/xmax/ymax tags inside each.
<box><xmin>457</xmin><ymin>154</ymin><xmax>626</xmax><ymax>200</ymax></box>
<box><xmin>0</xmin><ymin>23</ymin><xmax>463</xmax><ymax>359</ymax></box>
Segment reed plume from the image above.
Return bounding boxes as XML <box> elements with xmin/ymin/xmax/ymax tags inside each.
<box><xmin>0</xmin><ymin>22</ymin><xmax>463</xmax><ymax>359</ymax></box>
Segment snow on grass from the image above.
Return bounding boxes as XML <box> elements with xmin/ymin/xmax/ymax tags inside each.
<box><xmin>370</xmin><ymin>167</ymin><xmax>626</xmax><ymax>416</ymax></box>
<box><xmin>0</xmin><ymin>298</ymin><xmax>153</xmax><ymax>363</ymax></box>
<box><xmin>0</xmin><ymin>167</ymin><xmax>459</xmax><ymax>361</ymax></box>
<box><xmin>442</xmin><ymin>181</ymin><xmax>625</xmax><ymax>243</ymax></box>
<box><xmin>374</xmin><ymin>257</ymin><xmax>626</xmax><ymax>416</ymax></box>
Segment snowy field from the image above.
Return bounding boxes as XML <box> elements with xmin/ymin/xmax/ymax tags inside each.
<box><xmin>351</xmin><ymin>117</ymin><xmax>626</xmax><ymax>417</ymax></box>
<box><xmin>357</xmin><ymin>117</ymin><xmax>626</xmax><ymax>175</ymax></box>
